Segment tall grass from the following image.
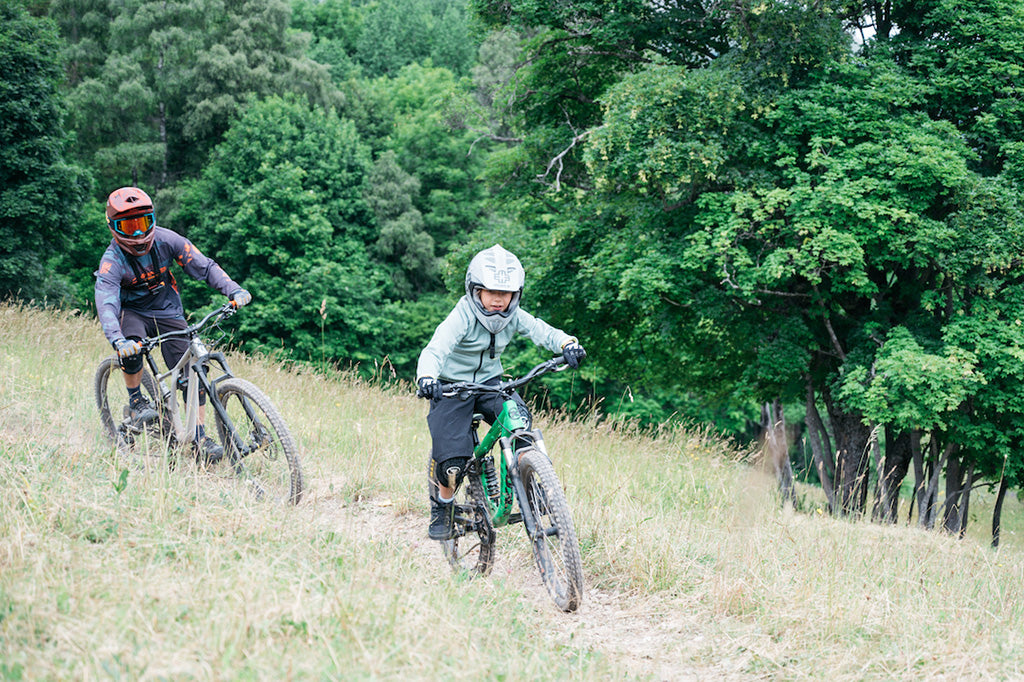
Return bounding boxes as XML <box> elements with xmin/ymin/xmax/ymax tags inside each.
<box><xmin>2</xmin><ymin>302</ymin><xmax>1023</xmax><ymax>680</ymax></box>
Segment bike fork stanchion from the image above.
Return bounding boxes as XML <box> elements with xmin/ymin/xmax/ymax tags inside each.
<box><xmin>504</xmin><ymin>450</ymin><xmax>540</xmax><ymax>536</ymax></box>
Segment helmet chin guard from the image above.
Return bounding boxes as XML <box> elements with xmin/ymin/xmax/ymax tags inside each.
<box><xmin>465</xmin><ymin>244</ymin><xmax>525</xmax><ymax>333</ymax></box>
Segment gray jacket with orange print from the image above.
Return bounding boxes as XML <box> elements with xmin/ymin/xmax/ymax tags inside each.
<box><xmin>94</xmin><ymin>226</ymin><xmax>241</xmax><ymax>345</ymax></box>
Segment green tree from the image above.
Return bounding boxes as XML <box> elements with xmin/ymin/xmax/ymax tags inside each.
<box><xmin>889</xmin><ymin>0</ymin><xmax>1024</xmax><ymax>174</ymax></box>
<box><xmin>54</xmin><ymin>0</ymin><xmax>342</xmax><ymax>193</ymax></box>
<box><xmin>364</xmin><ymin>151</ymin><xmax>438</xmax><ymax>299</ymax></box>
<box><xmin>356</xmin><ymin>0</ymin><xmax>478</xmax><ymax>78</ymax></box>
<box><xmin>178</xmin><ymin>96</ymin><xmax>383</xmax><ymax>364</ymax></box>
<box><xmin>0</xmin><ymin>4</ymin><xmax>90</xmax><ymax>301</ymax></box>
<box><xmin>369</xmin><ymin>62</ymin><xmax>492</xmax><ymax>255</ymax></box>
<box><xmin>477</xmin><ymin>0</ymin><xmax>1024</xmax><ymax>530</ymax></box>
<box><xmin>290</xmin><ymin>0</ymin><xmax>364</xmax><ymax>83</ymax></box>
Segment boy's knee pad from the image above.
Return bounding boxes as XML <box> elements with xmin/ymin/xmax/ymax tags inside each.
<box><xmin>429</xmin><ymin>456</ymin><xmax>468</xmax><ymax>493</ymax></box>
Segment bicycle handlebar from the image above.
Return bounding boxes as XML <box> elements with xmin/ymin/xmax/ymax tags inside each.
<box><xmin>440</xmin><ymin>356</ymin><xmax>569</xmax><ymax>400</ymax></box>
<box><xmin>138</xmin><ymin>303</ymin><xmax>236</xmax><ymax>352</ymax></box>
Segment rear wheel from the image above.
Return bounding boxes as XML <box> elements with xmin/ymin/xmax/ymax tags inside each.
<box><xmin>518</xmin><ymin>448</ymin><xmax>584</xmax><ymax>612</ymax></box>
<box><xmin>214</xmin><ymin>378</ymin><xmax>303</xmax><ymax>504</ymax></box>
<box><xmin>94</xmin><ymin>356</ymin><xmax>165</xmax><ymax>456</ymax></box>
<box><xmin>441</xmin><ymin>460</ymin><xmax>496</xmax><ymax>576</ymax></box>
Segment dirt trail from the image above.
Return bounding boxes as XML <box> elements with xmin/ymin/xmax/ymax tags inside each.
<box><xmin>304</xmin><ymin>492</ymin><xmax>760</xmax><ymax>681</ymax></box>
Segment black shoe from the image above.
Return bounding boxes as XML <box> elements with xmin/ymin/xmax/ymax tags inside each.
<box><xmin>428</xmin><ymin>498</ymin><xmax>454</xmax><ymax>540</ymax></box>
<box><xmin>127</xmin><ymin>396</ymin><xmax>158</xmax><ymax>426</ymax></box>
<box><xmin>195</xmin><ymin>436</ymin><xmax>224</xmax><ymax>465</ymax></box>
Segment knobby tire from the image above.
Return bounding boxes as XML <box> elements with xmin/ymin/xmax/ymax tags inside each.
<box><xmin>94</xmin><ymin>356</ymin><xmax>165</xmax><ymax>457</ymax></box>
<box><xmin>518</xmin><ymin>448</ymin><xmax>584</xmax><ymax>612</ymax></box>
<box><xmin>215</xmin><ymin>378</ymin><xmax>303</xmax><ymax>505</ymax></box>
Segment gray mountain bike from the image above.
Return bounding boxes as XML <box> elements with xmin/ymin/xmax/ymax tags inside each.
<box><xmin>94</xmin><ymin>304</ymin><xmax>304</xmax><ymax>504</ymax></box>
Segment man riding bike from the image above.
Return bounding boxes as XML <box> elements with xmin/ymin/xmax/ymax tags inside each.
<box><xmin>94</xmin><ymin>186</ymin><xmax>251</xmax><ymax>463</ymax></box>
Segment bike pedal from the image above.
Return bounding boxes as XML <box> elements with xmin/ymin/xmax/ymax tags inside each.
<box><xmin>507</xmin><ymin>512</ymin><xmax>523</xmax><ymax>524</ymax></box>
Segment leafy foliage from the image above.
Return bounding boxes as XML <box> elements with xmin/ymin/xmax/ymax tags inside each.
<box><xmin>177</xmin><ymin>96</ymin><xmax>383</xmax><ymax>364</ymax></box>
<box><xmin>0</xmin><ymin>4</ymin><xmax>90</xmax><ymax>301</ymax></box>
<box><xmin>56</xmin><ymin>0</ymin><xmax>341</xmax><ymax>193</ymax></box>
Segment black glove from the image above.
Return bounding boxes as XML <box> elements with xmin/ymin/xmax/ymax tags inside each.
<box><xmin>562</xmin><ymin>341</ymin><xmax>586</xmax><ymax>369</ymax></box>
<box><xmin>417</xmin><ymin>376</ymin><xmax>443</xmax><ymax>401</ymax></box>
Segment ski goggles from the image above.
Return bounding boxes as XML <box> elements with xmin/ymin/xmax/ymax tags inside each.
<box><xmin>111</xmin><ymin>212</ymin><xmax>155</xmax><ymax>238</ymax></box>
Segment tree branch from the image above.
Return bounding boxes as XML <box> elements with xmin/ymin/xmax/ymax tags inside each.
<box><xmin>536</xmin><ymin>124</ymin><xmax>602</xmax><ymax>191</ymax></box>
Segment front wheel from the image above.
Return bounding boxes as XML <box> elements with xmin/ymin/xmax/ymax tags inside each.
<box><xmin>518</xmin><ymin>448</ymin><xmax>584</xmax><ymax>612</ymax></box>
<box><xmin>215</xmin><ymin>378</ymin><xmax>303</xmax><ymax>505</ymax></box>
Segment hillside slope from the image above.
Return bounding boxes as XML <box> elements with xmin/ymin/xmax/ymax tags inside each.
<box><xmin>1</xmin><ymin>302</ymin><xmax>1023</xmax><ymax>680</ymax></box>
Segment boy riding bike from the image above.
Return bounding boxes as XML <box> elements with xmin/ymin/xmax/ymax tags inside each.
<box><xmin>416</xmin><ymin>244</ymin><xmax>586</xmax><ymax>540</ymax></box>
<box><xmin>94</xmin><ymin>186</ymin><xmax>251</xmax><ymax>463</ymax></box>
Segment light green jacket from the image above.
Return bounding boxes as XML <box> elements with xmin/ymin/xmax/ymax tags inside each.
<box><xmin>417</xmin><ymin>296</ymin><xmax>575</xmax><ymax>383</ymax></box>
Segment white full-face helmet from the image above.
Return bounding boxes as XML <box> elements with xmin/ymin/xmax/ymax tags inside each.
<box><xmin>465</xmin><ymin>244</ymin><xmax>525</xmax><ymax>333</ymax></box>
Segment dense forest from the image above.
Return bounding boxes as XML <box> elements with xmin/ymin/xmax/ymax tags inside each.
<box><xmin>4</xmin><ymin>0</ymin><xmax>1024</xmax><ymax>535</ymax></box>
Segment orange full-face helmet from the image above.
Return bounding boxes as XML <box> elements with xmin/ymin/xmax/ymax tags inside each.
<box><xmin>106</xmin><ymin>187</ymin><xmax>156</xmax><ymax>256</ymax></box>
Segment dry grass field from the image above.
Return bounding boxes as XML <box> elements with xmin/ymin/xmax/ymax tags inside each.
<box><xmin>2</xmin><ymin>302</ymin><xmax>1023</xmax><ymax>680</ymax></box>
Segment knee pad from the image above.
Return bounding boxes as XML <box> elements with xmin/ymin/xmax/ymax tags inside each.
<box><xmin>118</xmin><ymin>337</ymin><xmax>144</xmax><ymax>374</ymax></box>
<box><xmin>429</xmin><ymin>456</ymin><xmax>468</xmax><ymax>493</ymax></box>
<box><xmin>177</xmin><ymin>376</ymin><xmax>208</xmax><ymax>405</ymax></box>
<box><xmin>119</xmin><ymin>354</ymin><xmax>144</xmax><ymax>375</ymax></box>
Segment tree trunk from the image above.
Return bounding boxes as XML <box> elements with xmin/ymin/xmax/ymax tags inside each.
<box><xmin>992</xmin><ymin>475</ymin><xmax>1010</xmax><ymax>548</ymax></box>
<box><xmin>874</xmin><ymin>427</ymin><xmax>912</xmax><ymax>524</ymax></box>
<box><xmin>958</xmin><ymin>464</ymin><xmax>974</xmax><ymax>539</ymax></box>
<box><xmin>822</xmin><ymin>386</ymin><xmax>872</xmax><ymax>517</ymax></box>
<box><xmin>158</xmin><ymin>48</ymin><xmax>169</xmax><ymax>189</ymax></box>
<box><xmin>760</xmin><ymin>399</ymin><xmax>796</xmax><ymax>508</ymax></box>
<box><xmin>943</xmin><ymin>451</ymin><xmax>965</xmax><ymax>534</ymax></box>
<box><xmin>805</xmin><ymin>378</ymin><xmax>836</xmax><ymax>513</ymax></box>
<box><xmin>914</xmin><ymin>434</ymin><xmax>953</xmax><ymax>530</ymax></box>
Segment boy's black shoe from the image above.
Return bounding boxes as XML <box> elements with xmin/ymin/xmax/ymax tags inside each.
<box><xmin>428</xmin><ymin>498</ymin><xmax>454</xmax><ymax>540</ymax></box>
<box><xmin>195</xmin><ymin>436</ymin><xmax>224</xmax><ymax>465</ymax></box>
<box><xmin>127</xmin><ymin>395</ymin><xmax>158</xmax><ymax>426</ymax></box>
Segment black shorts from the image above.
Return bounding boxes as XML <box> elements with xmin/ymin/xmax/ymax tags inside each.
<box><xmin>426</xmin><ymin>376</ymin><xmax>532</xmax><ymax>465</ymax></box>
<box><xmin>118</xmin><ymin>309</ymin><xmax>188</xmax><ymax>372</ymax></box>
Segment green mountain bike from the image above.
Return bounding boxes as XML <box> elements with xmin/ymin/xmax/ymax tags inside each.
<box><xmin>434</xmin><ymin>357</ymin><xmax>584</xmax><ymax>612</ymax></box>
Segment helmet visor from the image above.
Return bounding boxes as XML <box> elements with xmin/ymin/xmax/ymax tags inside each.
<box><xmin>112</xmin><ymin>213</ymin><xmax>155</xmax><ymax>238</ymax></box>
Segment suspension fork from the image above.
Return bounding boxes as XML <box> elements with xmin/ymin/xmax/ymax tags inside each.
<box><xmin>144</xmin><ymin>352</ymin><xmax>174</xmax><ymax>406</ymax></box>
<box><xmin>191</xmin><ymin>352</ymin><xmax>250</xmax><ymax>455</ymax></box>
<box><xmin>502</xmin><ymin>434</ymin><xmax>544</xmax><ymax>541</ymax></box>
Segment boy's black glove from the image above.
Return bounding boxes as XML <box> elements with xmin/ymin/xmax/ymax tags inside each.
<box><xmin>562</xmin><ymin>341</ymin><xmax>587</xmax><ymax>369</ymax></box>
<box><xmin>417</xmin><ymin>376</ymin><xmax>442</xmax><ymax>401</ymax></box>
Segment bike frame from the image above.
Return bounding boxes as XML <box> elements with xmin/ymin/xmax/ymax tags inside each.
<box><xmin>472</xmin><ymin>400</ymin><xmax>550</xmax><ymax>528</ymax></box>
<box><xmin>447</xmin><ymin>358</ymin><xmax>562</xmax><ymax>532</ymax></box>
<box><xmin>139</xmin><ymin>305</ymin><xmax>246</xmax><ymax>457</ymax></box>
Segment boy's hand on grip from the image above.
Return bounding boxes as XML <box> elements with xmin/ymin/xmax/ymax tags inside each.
<box><xmin>417</xmin><ymin>376</ymin><xmax>442</xmax><ymax>401</ymax></box>
<box><xmin>562</xmin><ymin>341</ymin><xmax>586</xmax><ymax>369</ymax></box>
